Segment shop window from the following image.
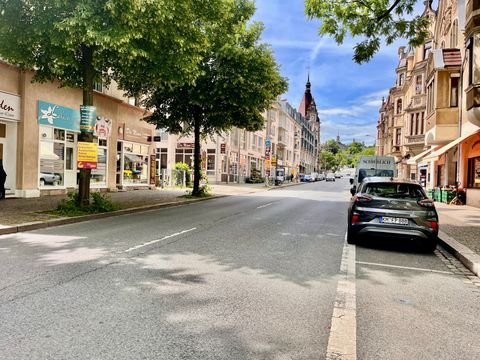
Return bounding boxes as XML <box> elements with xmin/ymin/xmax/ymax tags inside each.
<box><xmin>123</xmin><ymin>143</ymin><xmax>149</xmax><ymax>184</ymax></box>
<box><xmin>450</xmin><ymin>76</ymin><xmax>459</xmax><ymax>107</ymax></box>
<box><xmin>207</xmin><ymin>149</ymin><xmax>215</xmax><ymax>176</ymax></box>
<box><xmin>468</xmin><ymin>157</ymin><xmax>480</xmax><ymax>188</ymax></box>
<box><xmin>39</xmin><ymin>125</ymin><xmax>65</xmax><ymax>187</ymax></box>
<box><xmin>92</xmin><ymin>138</ymin><xmax>107</xmax><ymax>184</ymax></box>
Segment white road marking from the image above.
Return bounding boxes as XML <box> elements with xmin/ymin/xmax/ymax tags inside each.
<box><xmin>326</xmin><ymin>233</ymin><xmax>357</xmax><ymax>360</ymax></box>
<box><xmin>125</xmin><ymin>228</ymin><xmax>197</xmax><ymax>253</ymax></box>
<box><xmin>356</xmin><ymin>261</ymin><xmax>453</xmax><ymax>275</ymax></box>
<box><xmin>256</xmin><ymin>203</ymin><xmax>273</xmax><ymax>209</ymax></box>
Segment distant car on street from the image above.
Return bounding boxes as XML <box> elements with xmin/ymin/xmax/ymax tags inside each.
<box><xmin>303</xmin><ymin>174</ymin><xmax>313</xmax><ymax>182</ymax></box>
<box><xmin>347</xmin><ymin>177</ymin><xmax>439</xmax><ymax>251</ymax></box>
<box><xmin>317</xmin><ymin>173</ymin><xmax>326</xmax><ymax>181</ymax></box>
<box><xmin>335</xmin><ymin>173</ymin><xmax>342</xmax><ymax>178</ymax></box>
<box><xmin>326</xmin><ymin>173</ymin><xmax>335</xmax><ymax>182</ymax></box>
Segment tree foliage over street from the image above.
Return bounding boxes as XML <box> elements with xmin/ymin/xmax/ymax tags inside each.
<box><xmin>305</xmin><ymin>0</ymin><xmax>430</xmax><ymax>63</ymax></box>
<box><xmin>144</xmin><ymin>0</ymin><xmax>287</xmax><ymax>196</ymax></box>
<box><xmin>0</xmin><ymin>0</ymin><xmax>224</xmax><ymax>204</ymax></box>
<box><xmin>320</xmin><ymin>139</ymin><xmax>375</xmax><ymax>171</ymax></box>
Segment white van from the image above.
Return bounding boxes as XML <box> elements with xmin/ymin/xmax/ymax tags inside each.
<box><xmin>350</xmin><ymin>156</ymin><xmax>396</xmax><ymax>193</ymax></box>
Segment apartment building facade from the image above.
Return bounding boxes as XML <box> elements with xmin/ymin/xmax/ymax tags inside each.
<box><xmin>377</xmin><ymin>0</ymin><xmax>480</xmax><ymax>207</ymax></box>
<box><xmin>0</xmin><ymin>61</ymin><xmax>156</xmax><ymax>198</ymax></box>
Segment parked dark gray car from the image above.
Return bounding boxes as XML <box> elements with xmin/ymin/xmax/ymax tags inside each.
<box><xmin>347</xmin><ymin>177</ymin><xmax>439</xmax><ymax>251</ymax></box>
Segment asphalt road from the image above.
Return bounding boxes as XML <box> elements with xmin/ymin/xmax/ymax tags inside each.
<box><xmin>0</xmin><ymin>179</ymin><xmax>479</xmax><ymax>359</ymax></box>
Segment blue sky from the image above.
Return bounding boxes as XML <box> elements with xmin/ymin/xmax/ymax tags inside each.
<box><xmin>253</xmin><ymin>0</ymin><xmax>404</xmax><ymax>146</ymax></box>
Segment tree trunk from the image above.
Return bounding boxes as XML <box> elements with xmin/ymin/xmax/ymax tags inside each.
<box><xmin>77</xmin><ymin>44</ymin><xmax>95</xmax><ymax>206</ymax></box>
<box><xmin>192</xmin><ymin>110</ymin><xmax>202</xmax><ymax>196</ymax></box>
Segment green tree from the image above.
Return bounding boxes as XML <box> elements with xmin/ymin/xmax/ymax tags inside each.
<box><xmin>320</xmin><ymin>150</ymin><xmax>338</xmax><ymax>171</ymax></box>
<box><xmin>324</xmin><ymin>139</ymin><xmax>340</xmax><ymax>154</ymax></box>
<box><xmin>144</xmin><ymin>0</ymin><xmax>287</xmax><ymax>196</ymax></box>
<box><xmin>0</xmin><ymin>0</ymin><xmax>221</xmax><ymax>205</ymax></box>
<box><xmin>347</xmin><ymin>141</ymin><xmax>364</xmax><ymax>155</ymax></box>
<box><xmin>305</xmin><ymin>0</ymin><xmax>430</xmax><ymax>63</ymax></box>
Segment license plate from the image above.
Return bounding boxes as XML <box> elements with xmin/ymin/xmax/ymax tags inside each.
<box><xmin>381</xmin><ymin>216</ymin><xmax>409</xmax><ymax>225</ymax></box>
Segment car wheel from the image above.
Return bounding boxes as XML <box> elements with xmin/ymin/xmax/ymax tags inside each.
<box><xmin>53</xmin><ymin>180</ymin><xmax>59</xmax><ymax>186</ymax></box>
<box><xmin>425</xmin><ymin>239</ymin><xmax>437</xmax><ymax>252</ymax></box>
<box><xmin>346</xmin><ymin>226</ymin><xmax>356</xmax><ymax>245</ymax></box>
<box><xmin>40</xmin><ymin>179</ymin><xmax>45</xmax><ymax>187</ymax></box>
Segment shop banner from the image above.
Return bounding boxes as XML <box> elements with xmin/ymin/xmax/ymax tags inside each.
<box><xmin>77</xmin><ymin>142</ymin><xmax>98</xmax><ymax>169</ymax></box>
<box><xmin>0</xmin><ymin>91</ymin><xmax>21</xmax><ymax>121</ymax></box>
<box><xmin>80</xmin><ymin>105</ymin><xmax>96</xmax><ymax>133</ymax></box>
<box><xmin>38</xmin><ymin>101</ymin><xmax>80</xmax><ymax>131</ymax></box>
<box><xmin>150</xmin><ymin>154</ymin><xmax>156</xmax><ymax>185</ymax></box>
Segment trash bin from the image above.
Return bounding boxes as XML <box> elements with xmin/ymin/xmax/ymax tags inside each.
<box><xmin>426</xmin><ymin>189</ymin><xmax>433</xmax><ymax>199</ymax></box>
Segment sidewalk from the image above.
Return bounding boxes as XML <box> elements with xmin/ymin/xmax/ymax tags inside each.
<box><xmin>0</xmin><ymin>182</ymin><xmax>296</xmax><ymax>228</ymax></box>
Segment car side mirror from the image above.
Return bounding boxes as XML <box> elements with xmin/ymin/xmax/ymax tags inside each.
<box><xmin>349</xmin><ymin>178</ymin><xmax>354</xmax><ymax>185</ymax></box>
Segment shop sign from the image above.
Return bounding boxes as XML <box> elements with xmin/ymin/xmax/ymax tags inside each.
<box><xmin>265</xmin><ymin>159</ymin><xmax>270</xmax><ymax>168</ymax></box>
<box><xmin>119</xmin><ymin>123</ymin><xmax>152</xmax><ymax>144</ymax></box>
<box><xmin>150</xmin><ymin>154</ymin><xmax>156</xmax><ymax>185</ymax></box>
<box><xmin>265</xmin><ymin>145</ymin><xmax>271</xmax><ymax>160</ymax></box>
<box><xmin>220</xmin><ymin>143</ymin><xmax>226</xmax><ymax>154</ymax></box>
<box><xmin>80</xmin><ymin>105</ymin><xmax>96</xmax><ymax>133</ymax></box>
<box><xmin>77</xmin><ymin>142</ymin><xmax>98</xmax><ymax>169</ymax></box>
<box><xmin>38</xmin><ymin>100</ymin><xmax>80</xmax><ymax>131</ymax></box>
<box><xmin>0</xmin><ymin>91</ymin><xmax>20</xmax><ymax>121</ymax></box>
<box><xmin>177</xmin><ymin>142</ymin><xmax>195</xmax><ymax>149</ymax></box>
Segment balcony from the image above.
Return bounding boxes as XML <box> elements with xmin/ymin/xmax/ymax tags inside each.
<box><xmin>277</xmin><ymin>135</ymin><xmax>288</xmax><ymax>147</ymax></box>
<box><xmin>425</xmin><ymin>108</ymin><xmax>459</xmax><ymax>145</ymax></box>
<box><xmin>405</xmin><ymin>134</ymin><xmax>425</xmax><ymax>145</ymax></box>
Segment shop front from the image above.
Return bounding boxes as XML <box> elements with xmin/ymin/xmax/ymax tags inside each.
<box><xmin>116</xmin><ymin>123</ymin><xmax>153</xmax><ymax>188</ymax></box>
<box><xmin>460</xmin><ymin>130</ymin><xmax>480</xmax><ymax>207</ymax></box>
<box><xmin>0</xmin><ymin>90</ymin><xmax>20</xmax><ymax>197</ymax></box>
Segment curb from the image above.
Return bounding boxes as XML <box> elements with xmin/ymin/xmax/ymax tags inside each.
<box><xmin>0</xmin><ymin>182</ymin><xmax>303</xmax><ymax>236</ymax></box>
<box><xmin>438</xmin><ymin>230</ymin><xmax>480</xmax><ymax>278</ymax></box>
<box><xmin>0</xmin><ymin>195</ymin><xmax>227</xmax><ymax>236</ymax></box>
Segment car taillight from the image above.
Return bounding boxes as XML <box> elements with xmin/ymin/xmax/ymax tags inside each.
<box><xmin>351</xmin><ymin>214</ymin><xmax>360</xmax><ymax>225</ymax></box>
<box><xmin>429</xmin><ymin>220</ymin><xmax>439</xmax><ymax>231</ymax></box>
<box><xmin>355</xmin><ymin>195</ymin><xmax>372</xmax><ymax>203</ymax></box>
<box><xmin>418</xmin><ymin>198</ymin><xmax>435</xmax><ymax>208</ymax></box>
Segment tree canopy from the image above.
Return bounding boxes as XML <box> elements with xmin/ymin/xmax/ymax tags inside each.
<box><xmin>320</xmin><ymin>139</ymin><xmax>375</xmax><ymax>170</ymax></box>
<box><xmin>0</xmin><ymin>0</ymin><xmax>222</xmax><ymax>90</ymax></box>
<box><xmin>305</xmin><ymin>0</ymin><xmax>430</xmax><ymax>63</ymax></box>
<box><xmin>144</xmin><ymin>0</ymin><xmax>287</xmax><ymax>196</ymax></box>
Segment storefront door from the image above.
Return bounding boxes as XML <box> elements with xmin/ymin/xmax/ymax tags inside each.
<box><xmin>0</xmin><ymin>122</ymin><xmax>17</xmax><ymax>196</ymax></box>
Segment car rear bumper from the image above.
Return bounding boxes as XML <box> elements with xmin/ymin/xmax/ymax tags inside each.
<box><xmin>352</xmin><ymin>224</ymin><xmax>437</xmax><ymax>241</ymax></box>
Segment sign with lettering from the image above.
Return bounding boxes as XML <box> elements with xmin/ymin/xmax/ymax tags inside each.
<box><xmin>177</xmin><ymin>142</ymin><xmax>195</xmax><ymax>149</ymax></box>
<box><xmin>38</xmin><ymin>100</ymin><xmax>80</xmax><ymax>131</ymax></box>
<box><xmin>118</xmin><ymin>123</ymin><xmax>152</xmax><ymax>144</ymax></box>
<box><xmin>220</xmin><ymin>143</ymin><xmax>226</xmax><ymax>154</ymax></box>
<box><xmin>150</xmin><ymin>154</ymin><xmax>156</xmax><ymax>185</ymax></box>
<box><xmin>80</xmin><ymin>106</ymin><xmax>96</xmax><ymax>133</ymax></box>
<box><xmin>77</xmin><ymin>142</ymin><xmax>98</xmax><ymax>169</ymax></box>
<box><xmin>0</xmin><ymin>91</ymin><xmax>20</xmax><ymax>121</ymax></box>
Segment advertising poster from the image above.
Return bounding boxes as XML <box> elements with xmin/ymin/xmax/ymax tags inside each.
<box><xmin>80</xmin><ymin>105</ymin><xmax>97</xmax><ymax>133</ymax></box>
<box><xmin>77</xmin><ymin>142</ymin><xmax>98</xmax><ymax>169</ymax></box>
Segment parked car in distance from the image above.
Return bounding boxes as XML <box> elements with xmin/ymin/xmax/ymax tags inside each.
<box><xmin>326</xmin><ymin>173</ymin><xmax>335</xmax><ymax>182</ymax></box>
<box><xmin>303</xmin><ymin>174</ymin><xmax>313</xmax><ymax>182</ymax></box>
<box><xmin>335</xmin><ymin>173</ymin><xmax>342</xmax><ymax>178</ymax></box>
<box><xmin>317</xmin><ymin>173</ymin><xmax>326</xmax><ymax>181</ymax></box>
<box><xmin>347</xmin><ymin>177</ymin><xmax>439</xmax><ymax>251</ymax></box>
<box><xmin>39</xmin><ymin>172</ymin><xmax>61</xmax><ymax>186</ymax></box>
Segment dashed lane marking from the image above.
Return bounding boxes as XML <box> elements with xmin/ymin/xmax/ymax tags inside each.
<box><xmin>356</xmin><ymin>261</ymin><xmax>453</xmax><ymax>275</ymax></box>
<box><xmin>326</xmin><ymin>233</ymin><xmax>356</xmax><ymax>360</ymax></box>
<box><xmin>124</xmin><ymin>228</ymin><xmax>197</xmax><ymax>253</ymax></box>
<box><xmin>256</xmin><ymin>203</ymin><xmax>273</xmax><ymax>209</ymax></box>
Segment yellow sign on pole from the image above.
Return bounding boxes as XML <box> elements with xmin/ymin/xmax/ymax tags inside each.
<box><xmin>77</xmin><ymin>142</ymin><xmax>98</xmax><ymax>169</ymax></box>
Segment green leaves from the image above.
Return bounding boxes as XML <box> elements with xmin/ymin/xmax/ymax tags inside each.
<box><xmin>305</xmin><ymin>0</ymin><xmax>430</xmax><ymax>63</ymax></box>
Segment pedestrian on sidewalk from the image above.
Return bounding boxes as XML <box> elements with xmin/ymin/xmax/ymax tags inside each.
<box><xmin>0</xmin><ymin>161</ymin><xmax>6</xmax><ymax>200</ymax></box>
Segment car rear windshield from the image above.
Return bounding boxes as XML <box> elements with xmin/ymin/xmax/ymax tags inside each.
<box><xmin>363</xmin><ymin>182</ymin><xmax>426</xmax><ymax>199</ymax></box>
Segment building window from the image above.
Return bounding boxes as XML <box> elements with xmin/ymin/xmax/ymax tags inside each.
<box><xmin>206</xmin><ymin>148</ymin><xmax>216</xmax><ymax>176</ymax></box>
<box><xmin>450</xmin><ymin>76</ymin><xmax>459</xmax><ymax>107</ymax></box>
<box><xmin>427</xmin><ymin>79</ymin><xmax>435</xmax><ymax>114</ymax></box>
<box><xmin>410</xmin><ymin>114</ymin><xmax>415</xmax><ymax>135</ymax></box>
<box><xmin>468</xmin><ymin>157</ymin><xmax>480</xmax><ymax>188</ymax></box>
<box><xmin>450</xmin><ymin>20</ymin><xmax>458</xmax><ymax>48</ymax></box>
<box><xmin>415</xmin><ymin>75</ymin><xmax>423</xmax><ymax>94</ymax></box>
<box><xmin>123</xmin><ymin>143</ymin><xmax>149</xmax><ymax>184</ymax></box>
<box><xmin>468</xmin><ymin>34</ymin><xmax>480</xmax><ymax>86</ymax></box>
<box><xmin>91</xmin><ymin>138</ymin><xmax>108</xmax><ymax>185</ymax></box>
<box><xmin>39</xmin><ymin>126</ymin><xmax>67</xmax><ymax>187</ymax></box>
<box><xmin>396</xmin><ymin>99</ymin><xmax>403</xmax><ymax>114</ymax></box>
<box><xmin>421</xmin><ymin>112</ymin><xmax>425</xmax><ymax>134</ymax></box>
<box><xmin>156</xmin><ymin>147</ymin><xmax>168</xmax><ymax>173</ymax></box>
<box><xmin>175</xmin><ymin>148</ymin><xmax>193</xmax><ymax>166</ymax></box>
<box><xmin>398</xmin><ymin>73</ymin><xmax>405</xmax><ymax>87</ymax></box>
<box><xmin>423</xmin><ymin>41</ymin><xmax>432</xmax><ymax>60</ymax></box>
<box><xmin>93</xmin><ymin>81</ymin><xmax>103</xmax><ymax>92</ymax></box>
<box><xmin>395</xmin><ymin>128</ymin><xmax>401</xmax><ymax>145</ymax></box>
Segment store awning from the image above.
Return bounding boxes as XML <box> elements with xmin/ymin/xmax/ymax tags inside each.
<box><xmin>124</xmin><ymin>153</ymin><xmax>146</xmax><ymax>163</ymax></box>
<box><xmin>406</xmin><ymin>148</ymin><xmax>434</xmax><ymax>165</ymax></box>
<box><xmin>423</xmin><ymin>129</ymin><xmax>480</xmax><ymax>162</ymax></box>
